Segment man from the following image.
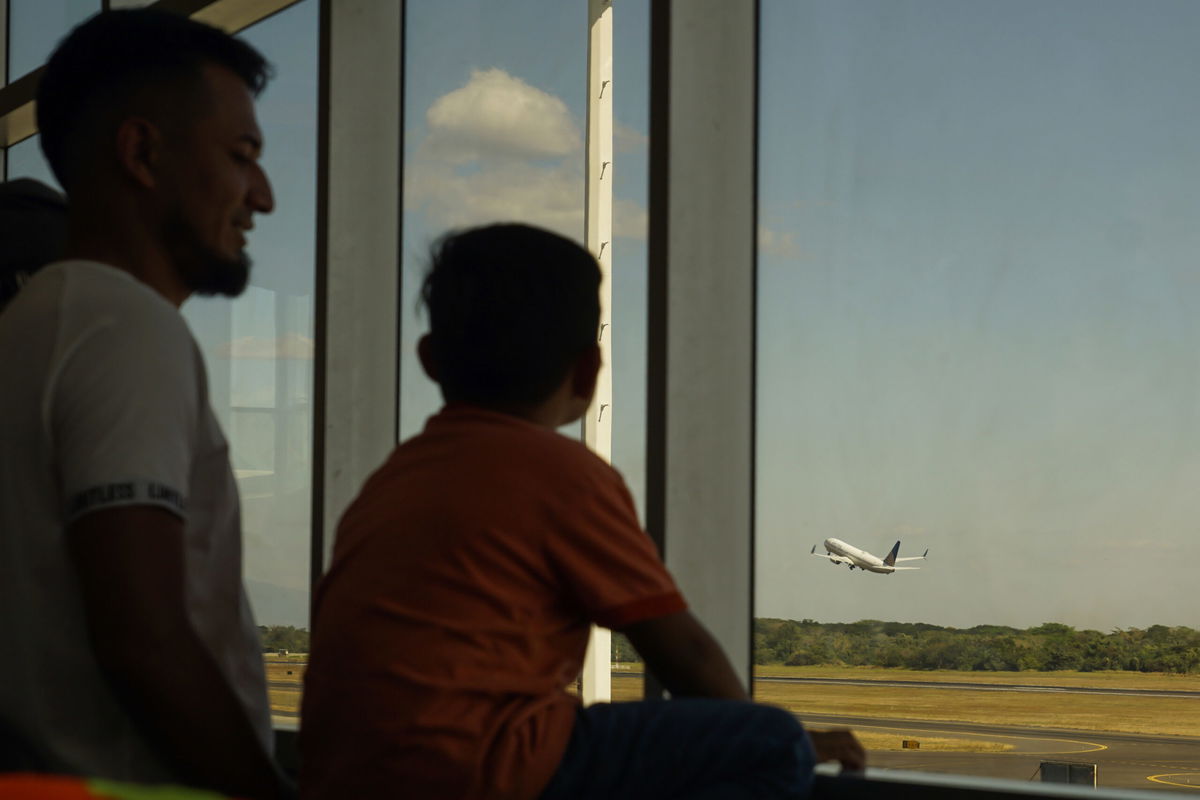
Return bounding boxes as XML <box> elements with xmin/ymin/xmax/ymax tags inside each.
<box><xmin>0</xmin><ymin>10</ymin><xmax>285</xmax><ymax>798</ymax></box>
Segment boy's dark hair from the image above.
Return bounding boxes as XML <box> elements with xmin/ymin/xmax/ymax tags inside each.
<box><xmin>421</xmin><ymin>223</ymin><xmax>601</xmax><ymax>409</ymax></box>
<box><xmin>36</xmin><ymin>9</ymin><xmax>271</xmax><ymax>192</ymax></box>
<box><xmin>0</xmin><ymin>179</ymin><xmax>68</xmax><ymax>312</ymax></box>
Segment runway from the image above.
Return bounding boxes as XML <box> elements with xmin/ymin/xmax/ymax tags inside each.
<box><xmin>268</xmin><ymin>671</ymin><xmax>1200</xmax><ymax>790</ymax></box>
<box><xmin>800</xmin><ymin>712</ymin><xmax>1200</xmax><ymax>792</ymax></box>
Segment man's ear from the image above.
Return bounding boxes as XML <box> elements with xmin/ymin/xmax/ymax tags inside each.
<box><xmin>570</xmin><ymin>343</ymin><xmax>601</xmax><ymax>401</ymax></box>
<box><xmin>114</xmin><ymin>117</ymin><xmax>162</xmax><ymax>190</ymax></box>
<box><xmin>417</xmin><ymin>334</ymin><xmax>439</xmax><ymax>382</ymax></box>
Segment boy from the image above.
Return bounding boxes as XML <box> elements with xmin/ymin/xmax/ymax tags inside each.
<box><xmin>300</xmin><ymin>224</ymin><xmax>863</xmax><ymax>799</ymax></box>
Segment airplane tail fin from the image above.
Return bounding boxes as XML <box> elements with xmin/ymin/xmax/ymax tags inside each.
<box><xmin>883</xmin><ymin>540</ymin><xmax>901</xmax><ymax>566</ymax></box>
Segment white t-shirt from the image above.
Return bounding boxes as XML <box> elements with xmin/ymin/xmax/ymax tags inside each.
<box><xmin>0</xmin><ymin>260</ymin><xmax>271</xmax><ymax>781</ymax></box>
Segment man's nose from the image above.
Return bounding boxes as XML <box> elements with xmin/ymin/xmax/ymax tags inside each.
<box><xmin>250</xmin><ymin>162</ymin><xmax>274</xmax><ymax>214</ymax></box>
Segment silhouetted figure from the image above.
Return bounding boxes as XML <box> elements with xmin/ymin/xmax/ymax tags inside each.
<box><xmin>0</xmin><ymin>10</ymin><xmax>287</xmax><ymax>798</ymax></box>
<box><xmin>300</xmin><ymin>223</ymin><xmax>865</xmax><ymax>799</ymax></box>
<box><xmin>0</xmin><ymin>178</ymin><xmax>66</xmax><ymax>312</ymax></box>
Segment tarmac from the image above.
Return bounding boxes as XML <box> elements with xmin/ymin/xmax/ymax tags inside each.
<box><xmin>801</xmin><ymin>711</ymin><xmax>1200</xmax><ymax>792</ymax></box>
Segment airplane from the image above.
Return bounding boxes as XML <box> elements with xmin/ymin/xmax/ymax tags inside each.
<box><xmin>810</xmin><ymin>538</ymin><xmax>928</xmax><ymax>574</ymax></box>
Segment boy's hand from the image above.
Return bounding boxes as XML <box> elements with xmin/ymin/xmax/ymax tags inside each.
<box><xmin>809</xmin><ymin>729</ymin><xmax>867</xmax><ymax>772</ymax></box>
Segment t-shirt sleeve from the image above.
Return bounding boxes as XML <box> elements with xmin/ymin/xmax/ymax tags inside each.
<box><xmin>49</xmin><ymin>312</ymin><xmax>197</xmax><ymax>522</ymax></box>
<box><xmin>545</xmin><ymin>465</ymin><xmax>687</xmax><ymax>630</ymax></box>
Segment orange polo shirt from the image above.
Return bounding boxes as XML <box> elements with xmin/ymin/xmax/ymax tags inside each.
<box><xmin>300</xmin><ymin>406</ymin><xmax>687</xmax><ymax>800</ymax></box>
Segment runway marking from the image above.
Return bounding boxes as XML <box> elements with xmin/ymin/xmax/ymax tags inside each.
<box><xmin>1147</xmin><ymin>773</ymin><xmax>1200</xmax><ymax>789</ymax></box>
<box><xmin>839</xmin><ymin>721</ymin><xmax>1108</xmax><ymax>754</ymax></box>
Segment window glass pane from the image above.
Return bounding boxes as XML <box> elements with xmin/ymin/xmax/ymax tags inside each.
<box><xmin>4</xmin><ymin>136</ymin><xmax>60</xmax><ymax>190</ymax></box>
<box><xmin>608</xmin><ymin>0</ymin><xmax>649</xmax><ymax>695</ymax></box>
<box><xmin>8</xmin><ymin>0</ymin><xmax>98</xmax><ymax>81</ymax></box>
<box><xmin>401</xmin><ymin>0</ymin><xmax>650</xmax><ymax>694</ymax></box>
<box><xmin>757</xmin><ymin>0</ymin><xmax>1200</xmax><ymax>791</ymax></box>
<box><xmin>400</xmin><ymin>1</ymin><xmax>588</xmax><ymax>439</ymax></box>
<box><xmin>179</xmin><ymin>0</ymin><xmax>318</xmax><ymax>724</ymax></box>
<box><xmin>611</xmin><ymin>1</ymin><xmax>649</xmax><ymax>526</ymax></box>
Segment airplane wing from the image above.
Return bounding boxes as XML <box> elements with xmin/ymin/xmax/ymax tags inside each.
<box><xmin>811</xmin><ymin>549</ymin><xmax>854</xmax><ymax>566</ymax></box>
<box><xmin>894</xmin><ymin>548</ymin><xmax>929</xmax><ymax>563</ymax></box>
<box><xmin>889</xmin><ymin>566</ymin><xmax>921</xmax><ymax>570</ymax></box>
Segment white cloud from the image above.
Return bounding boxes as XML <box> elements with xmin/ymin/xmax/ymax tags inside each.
<box><xmin>408</xmin><ymin>157</ymin><xmax>584</xmax><ymax>240</ymax></box>
<box><xmin>613</xmin><ymin>198</ymin><xmax>648</xmax><ymax>241</ymax></box>
<box><xmin>218</xmin><ymin>333</ymin><xmax>314</xmax><ymax>360</ymax></box>
<box><xmin>614</xmin><ymin>121</ymin><xmax>648</xmax><ymax>154</ymax></box>
<box><xmin>425</xmin><ymin>68</ymin><xmax>581</xmax><ymax>163</ymax></box>
<box><xmin>758</xmin><ymin>224</ymin><xmax>801</xmax><ymax>258</ymax></box>
<box><xmin>409</xmin><ymin>68</ymin><xmax>651</xmax><ymax>246</ymax></box>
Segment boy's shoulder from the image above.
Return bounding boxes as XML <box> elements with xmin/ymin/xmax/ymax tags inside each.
<box><xmin>390</xmin><ymin>405</ymin><xmax>628</xmax><ymax>498</ymax></box>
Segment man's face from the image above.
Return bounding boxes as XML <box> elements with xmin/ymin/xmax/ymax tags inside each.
<box><xmin>159</xmin><ymin>63</ymin><xmax>274</xmax><ymax>297</ymax></box>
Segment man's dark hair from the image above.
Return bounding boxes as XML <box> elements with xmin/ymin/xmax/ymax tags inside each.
<box><xmin>36</xmin><ymin>9</ymin><xmax>271</xmax><ymax>192</ymax></box>
<box><xmin>421</xmin><ymin>223</ymin><xmax>601</xmax><ymax>409</ymax></box>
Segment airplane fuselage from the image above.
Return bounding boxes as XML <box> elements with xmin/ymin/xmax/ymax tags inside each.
<box><xmin>822</xmin><ymin>537</ymin><xmax>896</xmax><ymax>574</ymax></box>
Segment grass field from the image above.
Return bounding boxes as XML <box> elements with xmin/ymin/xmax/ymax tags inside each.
<box><xmin>750</xmin><ymin>665</ymin><xmax>1200</xmax><ymax>738</ymax></box>
<box><xmin>755</xmin><ymin>664</ymin><xmax>1200</xmax><ymax>691</ymax></box>
<box><xmin>265</xmin><ymin>659</ymin><xmax>1200</xmax><ymax>740</ymax></box>
<box><xmin>852</xmin><ymin>732</ymin><xmax>1013</xmax><ymax>753</ymax></box>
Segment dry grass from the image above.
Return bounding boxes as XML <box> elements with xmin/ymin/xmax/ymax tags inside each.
<box><xmin>852</xmin><ymin>732</ymin><xmax>1013</xmax><ymax>753</ymax></box>
<box><xmin>755</xmin><ymin>664</ymin><xmax>1200</xmax><ymax>692</ymax></box>
<box><xmin>268</xmin><ymin>687</ymin><xmax>302</xmax><ymax>715</ymax></box>
<box><xmin>264</xmin><ymin>659</ymin><xmax>307</xmax><ymax>685</ymax></box>
<box><xmin>753</xmin><ymin>680</ymin><xmax>1200</xmax><ymax>738</ymax></box>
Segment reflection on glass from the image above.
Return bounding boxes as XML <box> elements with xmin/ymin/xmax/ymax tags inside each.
<box><xmin>4</xmin><ymin>136</ymin><xmax>61</xmax><ymax>190</ymax></box>
<box><xmin>757</xmin><ymin>0</ymin><xmax>1200</xmax><ymax>790</ymax></box>
<box><xmin>8</xmin><ymin>0</ymin><xmax>99</xmax><ymax>81</ymax></box>
<box><xmin>180</xmin><ymin>0</ymin><xmax>317</xmax><ymax>662</ymax></box>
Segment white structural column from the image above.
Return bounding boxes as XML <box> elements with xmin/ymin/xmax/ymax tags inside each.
<box><xmin>646</xmin><ymin>0</ymin><xmax>758</xmax><ymax>689</ymax></box>
<box><xmin>580</xmin><ymin>0</ymin><xmax>614</xmax><ymax>706</ymax></box>
<box><xmin>313</xmin><ymin>0</ymin><xmax>402</xmax><ymax>580</ymax></box>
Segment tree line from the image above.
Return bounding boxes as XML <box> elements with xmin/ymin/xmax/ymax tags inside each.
<box><xmin>752</xmin><ymin>618</ymin><xmax>1200</xmax><ymax>674</ymax></box>
<box><xmin>260</xmin><ymin>625</ymin><xmax>310</xmax><ymax>653</ymax></box>
<box><xmin>265</xmin><ymin>620</ymin><xmax>1200</xmax><ymax>674</ymax></box>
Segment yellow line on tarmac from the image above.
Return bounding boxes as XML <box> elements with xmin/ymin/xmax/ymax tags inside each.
<box><xmin>1148</xmin><ymin>773</ymin><xmax>1200</xmax><ymax>789</ymax></box>
<box><xmin>838</xmin><ymin>721</ymin><xmax>1107</xmax><ymax>754</ymax></box>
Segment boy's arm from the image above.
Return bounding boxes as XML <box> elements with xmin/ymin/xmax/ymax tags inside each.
<box><xmin>622</xmin><ymin>610</ymin><xmax>867</xmax><ymax>771</ymax></box>
<box><xmin>621</xmin><ymin>610</ymin><xmax>749</xmax><ymax>700</ymax></box>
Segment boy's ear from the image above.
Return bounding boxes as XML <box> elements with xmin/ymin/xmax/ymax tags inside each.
<box><xmin>417</xmin><ymin>334</ymin><xmax>439</xmax><ymax>382</ymax></box>
<box><xmin>571</xmin><ymin>343</ymin><xmax>601</xmax><ymax>401</ymax></box>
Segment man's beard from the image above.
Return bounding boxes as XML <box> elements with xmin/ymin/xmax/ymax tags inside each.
<box><xmin>164</xmin><ymin>211</ymin><xmax>252</xmax><ymax>298</ymax></box>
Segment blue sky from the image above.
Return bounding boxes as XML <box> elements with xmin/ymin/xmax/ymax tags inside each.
<box><xmin>6</xmin><ymin>0</ymin><xmax>99</xmax><ymax>81</ymax></box>
<box><xmin>757</xmin><ymin>0</ymin><xmax>1200</xmax><ymax>630</ymax></box>
<box><xmin>8</xmin><ymin>0</ymin><xmax>1200</xmax><ymax>634</ymax></box>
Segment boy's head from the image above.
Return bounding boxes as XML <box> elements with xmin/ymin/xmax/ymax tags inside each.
<box><xmin>419</xmin><ymin>223</ymin><xmax>601</xmax><ymax>413</ymax></box>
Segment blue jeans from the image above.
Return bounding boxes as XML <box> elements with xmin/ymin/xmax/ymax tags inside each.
<box><xmin>538</xmin><ymin>699</ymin><xmax>815</xmax><ymax>800</ymax></box>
